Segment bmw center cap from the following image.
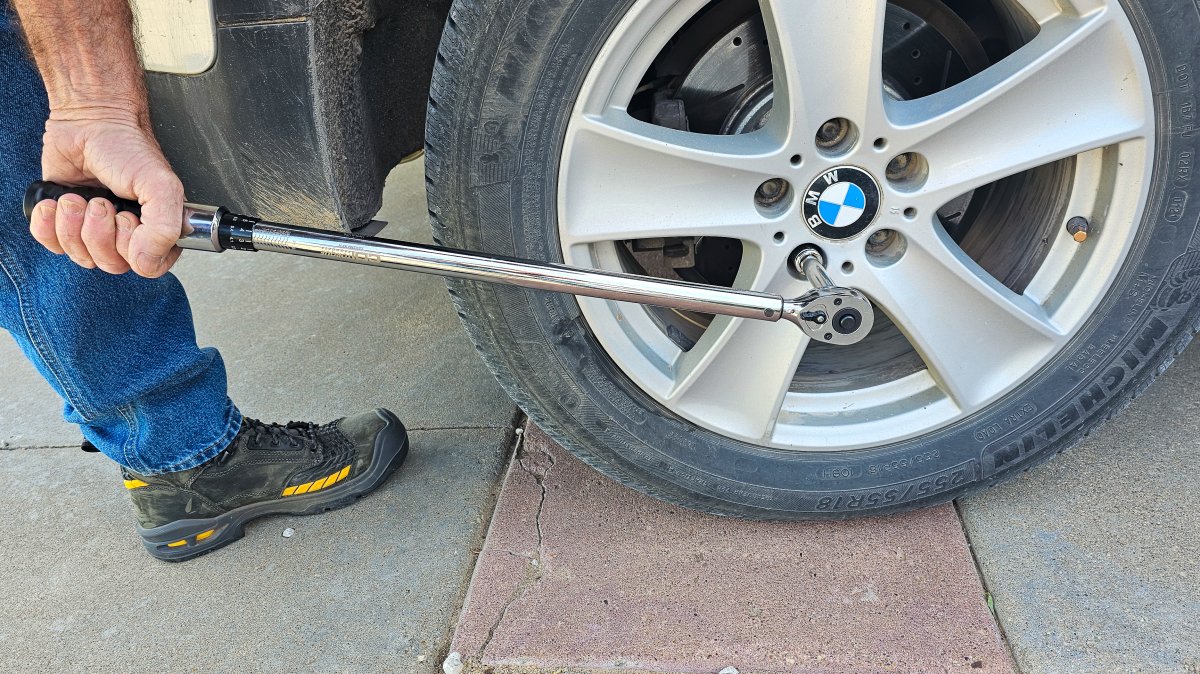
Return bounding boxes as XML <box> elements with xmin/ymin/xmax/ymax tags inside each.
<box><xmin>802</xmin><ymin>166</ymin><xmax>881</xmax><ymax>240</ymax></box>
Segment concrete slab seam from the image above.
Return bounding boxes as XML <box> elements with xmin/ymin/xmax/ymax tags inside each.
<box><xmin>407</xmin><ymin>425</ymin><xmax>517</xmax><ymax>431</ymax></box>
<box><xmin>434</xmin><ymin>410</ymin><xmax>528</xmax><ymax>672</ymax></box>
<box><xmin>953</xmin><ymin>499</ymin><xmax>1022</xmax><ymax>674</ymax></box>
<box><xmin>477</xmin><ymin>423</ymin><xmax>556</xmax><ymax>660</ymax></box>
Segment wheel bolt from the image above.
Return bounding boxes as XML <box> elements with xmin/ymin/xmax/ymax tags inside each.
<box><xmin>816</xmin><ymin>118</ymin><xmax>851</xmax><ymax>149</ymax></box>
<box><xmin>865</xmin><ymin>229</ymin><xmax>907</xmax><ymax>265</ymax></box>
<box><xmin>885</xmin><ymin>152</ymin><xmax>929</xmax><ymax>190</ymax></box>
<box><xmin>886</xmin><ymin>153</ymin><xmax>912</xmax><ymax>180</ymax></box>
<box><xmin>755</xmin><ymin>178</ymin><xmax>790</xmax><ymax>207</ymax></box>
<box><xmin>867</xmin><ymin>230</ymin><xmax>893</xmax><ymax>248</ymax></box>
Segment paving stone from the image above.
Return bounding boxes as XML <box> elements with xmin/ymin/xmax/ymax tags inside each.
<box><xmin>450</xmin><ymin>424</ymin><xmax>1015</xmax><ymax>674</ymax></box>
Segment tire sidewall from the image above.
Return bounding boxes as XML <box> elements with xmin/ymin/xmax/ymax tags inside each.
<box><xmin>432</xmin><ymin>0</ymin><xmax>1200</xmax><ymax>517</ymax></box>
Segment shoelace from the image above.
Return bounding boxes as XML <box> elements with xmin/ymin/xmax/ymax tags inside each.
<box><xmin>242</xmin><ymin>418</ymin><xmax>321</xmax><ymax>450</ymax></box>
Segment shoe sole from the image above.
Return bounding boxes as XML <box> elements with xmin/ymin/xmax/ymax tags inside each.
<box><xmin>137</xmin><ymin>409</ymin><xmax>409</xmax><ymax>562</ymax></box>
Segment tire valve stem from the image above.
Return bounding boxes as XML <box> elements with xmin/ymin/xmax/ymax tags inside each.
<box><xmin>1067</xmin><ymin>216</ymin><xmax>1091</xmax><ymax>243</ymax></box>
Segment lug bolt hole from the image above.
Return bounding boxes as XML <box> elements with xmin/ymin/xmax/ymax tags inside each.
<box><xmin>755</xmin><ymin>178</ymin><xmax>793</xmax><ymax>215</ymax></box>
<box><xmin>886</xmin><ymin>152</ymin><xmax>929</xmax><ymax>191</ymax></box>
<box><xmin>815</xmin><ymin>118</ymin><xmax>858</xmax><ymax>156</ymax></box>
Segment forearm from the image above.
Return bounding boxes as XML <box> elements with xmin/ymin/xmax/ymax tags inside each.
<box><xmin>11</xmin><ymin>0</ymin><xmax>147</xmax><ymax>124</ymax></box>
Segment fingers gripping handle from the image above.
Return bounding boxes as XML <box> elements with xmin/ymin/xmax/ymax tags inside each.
<box><xmin>23</xmin><ymin>180</ymin><xmax>142</xmax><ymax>220</ymax></box>
<box><xmin>23</xmin><ymin>180</ymin><xmax>228</xmax><ymax>253</ymax></box>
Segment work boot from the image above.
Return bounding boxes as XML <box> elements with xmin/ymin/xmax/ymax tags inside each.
<box><xmin>121</xmin><ymin>408</ymin><xmax>408</xmax><ymax>561</ymax></box>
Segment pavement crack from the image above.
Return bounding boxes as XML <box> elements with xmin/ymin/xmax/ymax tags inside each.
<box><xmin>405</xmin><ymin>424</ymin><xmax>512</xmax><ymax>432</ymax></box>
<box><xmin>517</xmin><ymin>437</ymin><xmax>555</xmax><ymax>557</ymax></box>
<box><xmin>478</xmin><ymin>428</ymin><xmax>555</xmax><ymax>660</ymax></box>
<box><xmin>0</xmin><ymin>444</ymin><xmax>80</xmax><ymax>451</ymax></box>
<box><xmin>954</xmin><ymin>499</ymin><xmax>1024</xmax><ymax>674</ymax></box>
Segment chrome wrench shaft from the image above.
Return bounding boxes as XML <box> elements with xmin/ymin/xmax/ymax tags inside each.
<box><xmin>250</xmin><ymin>221</ymin><xmax>785</xmax><ymax>323</ymax></box>
<box><xmin>22</xmin><ymin>181</ymin><xmax>875</xmax><ymax>343</ymax></box>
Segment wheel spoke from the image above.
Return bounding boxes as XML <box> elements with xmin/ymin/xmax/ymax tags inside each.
<box><xmin>888</xmin><ymin>9</ymin><xmax>1149</xmax><ymax>207</ymax></box>
<box><xmin>759</xmin><ymin>0</ymin><xmax>889</xmax><ymax>139</ymax></box>
<box><xmin>668</xmin><ymin>318</ymin><xmax>810</xmax><ymax>442</ymax></box>
<box><xmin>667</xmin><ymin>254</ymin><xmax>807</xmax><ymax>441</ymax></box>
<box><xmin>560</xmin><ymin>111</ymin><xmax>784</xmax><ymax>246</ymax></box>
<box><xmin>855</xmin><ymin>225</ymin><xmax>1065</xmax><ymax>410</ymax></box>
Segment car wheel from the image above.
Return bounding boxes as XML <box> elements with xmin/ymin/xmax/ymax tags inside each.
<box><xmin>425</xmin><ymin>0</ymin><xmax>1200</xmax><ymax>518</ymax></box>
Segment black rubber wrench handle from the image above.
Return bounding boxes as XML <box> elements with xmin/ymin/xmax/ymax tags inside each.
<box><xmin>23</xmin><ymin>180</ymin><xmax>142</xmax><ymax>221</ymax></box>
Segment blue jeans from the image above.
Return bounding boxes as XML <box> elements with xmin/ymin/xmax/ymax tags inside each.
<box><xmin>0</xmin><ymin>13</ymin><xmax>241</xmax><ymax>474</ymax></box>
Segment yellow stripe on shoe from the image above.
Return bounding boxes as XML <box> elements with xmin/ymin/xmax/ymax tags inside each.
<box><xmin>162</xmin><ymin>530</ymin><xmax>216</xmax><ymax>550</ymax></box>
<box><xmin>281</xmin><ymin>465</ymin><xmax>353</xmax><ymax>497</ymax></box>
<box><xmin>124</xmin><ymin>479</ymin><xmax>149</xmax><ymax>490</ymax></box>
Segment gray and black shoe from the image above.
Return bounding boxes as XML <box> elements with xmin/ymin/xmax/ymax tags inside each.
<box><xmin>122</xmin><ymin>408</ymin><xmax>408</xmax><ymax>561</ymax></box>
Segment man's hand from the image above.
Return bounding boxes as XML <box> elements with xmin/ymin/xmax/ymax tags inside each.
<box><xmin>13</xmin><ymin>0</ymin><xmax>184</xmax><ymax>279</ymax></box>
<box><xmin>29</xmin><ymin>110</ymin><xmax>184</xmax><ymax>277</ymax></box>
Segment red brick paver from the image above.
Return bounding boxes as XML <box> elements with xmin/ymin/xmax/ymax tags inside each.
<box><xmin>450</xmin><ymin>424</ymin><xmax>1015</xmax><ymax>674</ymax></box>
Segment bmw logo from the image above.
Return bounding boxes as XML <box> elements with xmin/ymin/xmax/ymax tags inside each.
<box><xmin>802</xmin><ymin>166</ymin><xmax>881</xmax><ymax>240</ymax></box>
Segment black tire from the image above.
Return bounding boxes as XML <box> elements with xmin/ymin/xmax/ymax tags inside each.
<box><xmin>425</xmin><ymin>0</ymin><xmax>1200</xmax><ymax>518</ymax></box>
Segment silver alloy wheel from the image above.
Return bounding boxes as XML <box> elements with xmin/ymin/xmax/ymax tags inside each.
<box><xmin>557</xmin><ymin>0</ymin><xmax>1155</xmax><ymax>451</ymax></box>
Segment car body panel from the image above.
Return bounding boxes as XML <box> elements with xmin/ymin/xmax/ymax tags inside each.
<box><xmin>142</xmin><ymin>0</ymin><xmax>450</xmax><ymax>231</ymax></box>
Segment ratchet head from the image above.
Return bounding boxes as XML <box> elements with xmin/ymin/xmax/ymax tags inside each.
<box><xmin>780</xmin><ymin>247</ymin><xmax>875</xmax><ymax>345</ymax></box>
<box><xmin>781</xmin><ymin>288</ymin><xmax>875</xmax><ymax>346</ymax></box>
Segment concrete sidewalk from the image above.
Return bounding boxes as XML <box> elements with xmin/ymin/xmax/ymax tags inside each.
<box><xmin>959</xmin><ymin>344</ymin><xmax>1200</xmax><ymax>674</ymax></box>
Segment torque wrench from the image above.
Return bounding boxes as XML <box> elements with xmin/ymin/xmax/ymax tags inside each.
<box><xmin>23</xmin><ymin>181</ymin><xmax>875</xmax><ymax>345</ymax></box>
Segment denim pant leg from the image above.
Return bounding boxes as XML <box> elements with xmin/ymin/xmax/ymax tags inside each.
<box><xmin>0</xmin><ymin>23</ymin><xmax>242</xmax><ymax>474</ymax></box>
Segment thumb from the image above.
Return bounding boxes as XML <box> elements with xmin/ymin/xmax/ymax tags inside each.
<box><xmin>127</xmin><ymin>174</ymin><xmax>185</xmax><ymax>278</ymax></box>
